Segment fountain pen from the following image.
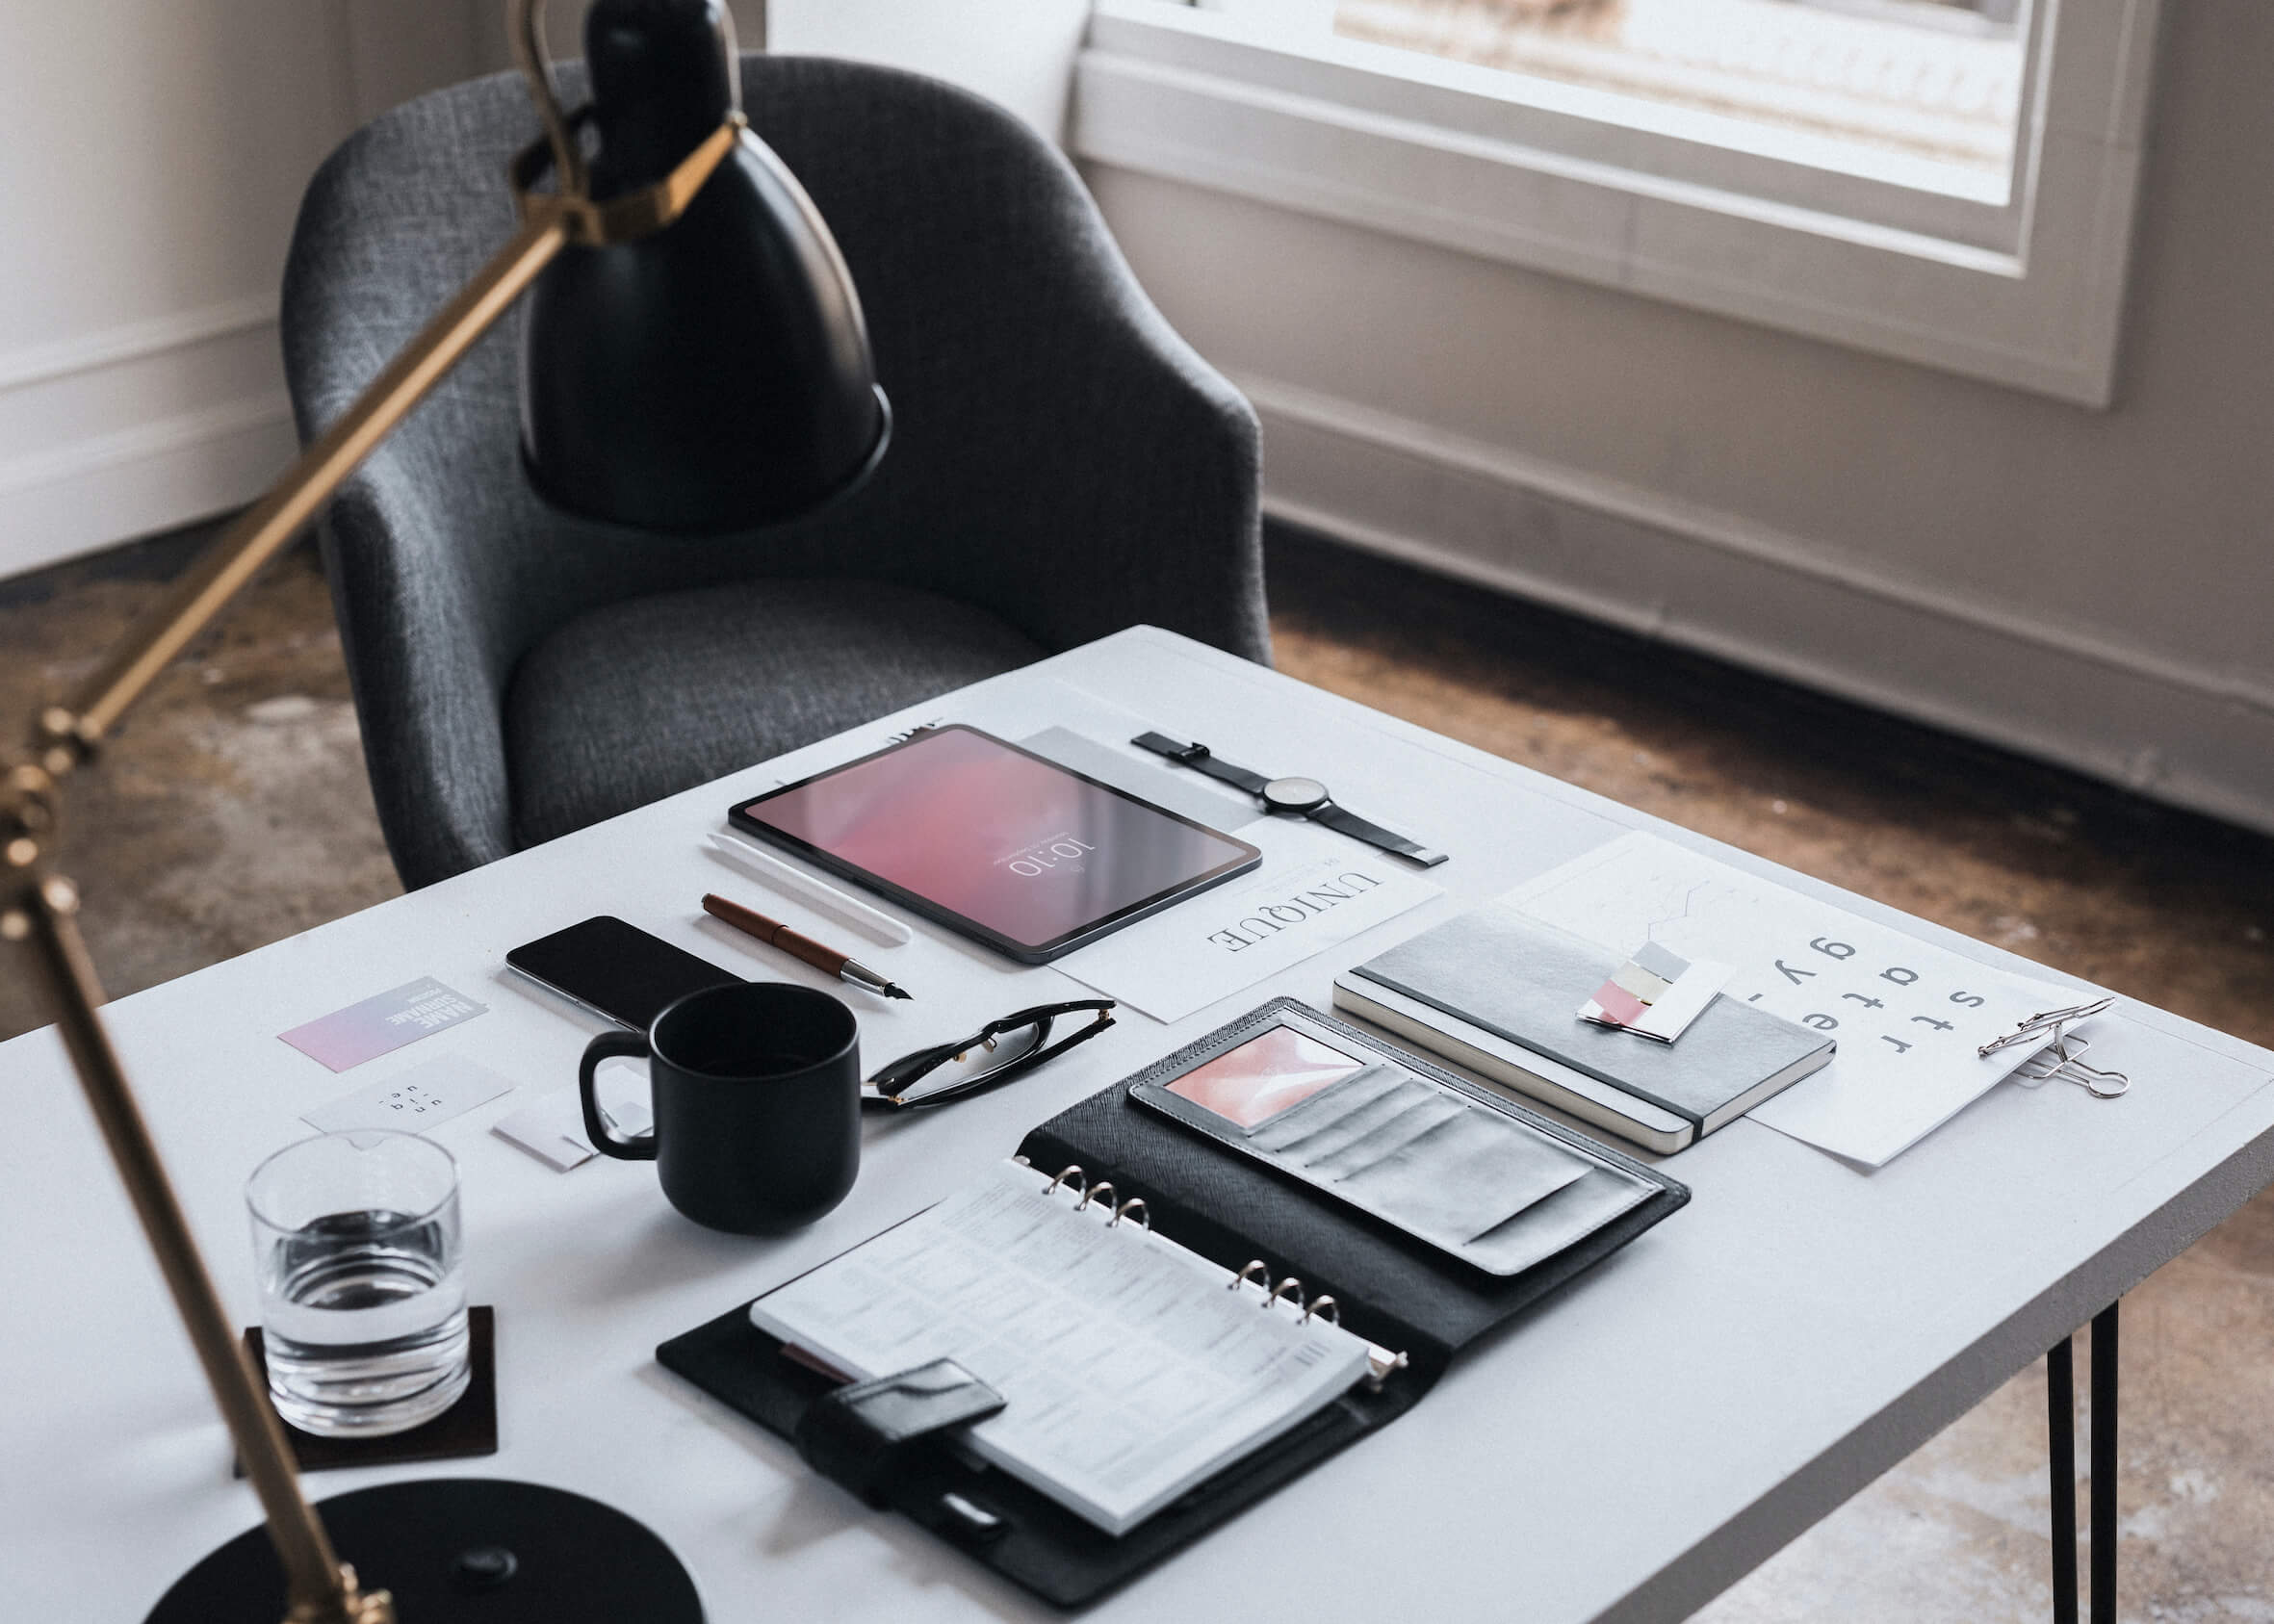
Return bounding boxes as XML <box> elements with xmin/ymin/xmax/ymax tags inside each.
<box><xmin>701</xmin><ymin>892</ymin><xmax>912</xmax><ymax>999</ymax></box>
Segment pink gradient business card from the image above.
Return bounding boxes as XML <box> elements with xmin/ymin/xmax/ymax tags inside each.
<box><xmin>279</xmin><ymin>977</ymin><xmax>487</xmax><ymax>1072</ymax></box>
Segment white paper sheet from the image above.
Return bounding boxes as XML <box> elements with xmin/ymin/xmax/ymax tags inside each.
<box><xmin>1510</xmin><ymin>832</ymin><xmax>2079</xmax><ymax>1166</ymax></box>
<box><xmin>1053</xmin><ymin>818</ymin><xmax>1443</xmax><ymax>1021</ymax></box>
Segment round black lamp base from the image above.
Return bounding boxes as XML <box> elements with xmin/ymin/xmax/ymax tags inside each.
<box><xmin>145</xmin><ymin>1479</ymin><xmax>703</xmax><ymax>1623</ymax></box>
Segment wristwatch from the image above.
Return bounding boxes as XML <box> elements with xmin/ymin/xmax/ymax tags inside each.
<box><xmin>1131</xmin><ymin>732</ymin><xmax>1447</xmax><ymax>867</ymax></box>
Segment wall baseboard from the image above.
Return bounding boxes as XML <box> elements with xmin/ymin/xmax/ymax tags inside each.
<box><xmin>0</xmin><ymin>301</ymin><xmax>296</xmax><ymax>580</ymax></box>
<box><xmin>0</xmin><ymin>296</ymin><xmax>275</xmax><ymax>393</ymax></box>
<box><xmin>0</xmin><ymin>396</ymin><xmax>296</xmax><ymax>580</ymax></box>
<box><xmin>1243</xmin><ymin>371</ymin><xmax>2274</xmax><ymax>838</ymax></box>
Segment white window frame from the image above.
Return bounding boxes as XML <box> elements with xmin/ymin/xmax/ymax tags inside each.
<box><xmin>1072</xmin><ymin>0</ymin><xmax>2161</xmax><ymax>406</ymax></box>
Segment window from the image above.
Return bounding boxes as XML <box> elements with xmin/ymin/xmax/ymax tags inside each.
<box><xmin>1072</xmin><ymin>0</ymin><xmax>2160</xmax><ymax>403</ymax></box>
<box><xmin>1337</xmin><ymin>0</ymin><xmax>2023</xmax><ymax>193</ymax></box>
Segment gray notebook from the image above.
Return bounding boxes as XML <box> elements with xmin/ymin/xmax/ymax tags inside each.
<box><xmin>1344</xmin><ymin>903</ymin><xmax>1832</xmax><ymax>1151</ymax></box>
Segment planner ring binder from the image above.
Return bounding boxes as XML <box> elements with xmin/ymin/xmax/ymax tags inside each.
<box><xmin>656</xmin><ymin>996</ymin><xmax>1690</xmax><ymax>1608</ymax></box>
<box><xmin>1219</xmin><ymin>1250</ymin><xmax>1390</xmax><ymax>1380</ymax></box>
<box><xmin>1044</xmin><ymin>1168</ymin><xmax>1350</xmax><ymax>1352</ymax></box>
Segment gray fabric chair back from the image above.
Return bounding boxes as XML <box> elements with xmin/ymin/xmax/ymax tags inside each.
<box><xmin>283</xmin><ymin>55</ymin><xmax>1266</xmax><ymax>888</ymax></box>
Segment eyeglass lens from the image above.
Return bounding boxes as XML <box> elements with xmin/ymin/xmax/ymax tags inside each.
<box><xmin>892</xmin><ymin>1020</ymin><xmax>1048</xmax><ymax>1105</ymax></box>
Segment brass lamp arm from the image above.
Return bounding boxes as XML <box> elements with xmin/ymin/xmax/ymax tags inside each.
<box><xmin>32</xmin><ymin>211</ymin><xmax>570</xmax><ymax>775</ymax></box>
<box><xmin>30</xmin><ymin>108</ymin><xmax>744</xmax><ymax>776</ymax></box>
<box><xmin>0</xmin><ymin>200</ymin><xmax>574</xmax><ymax>1624</ymax></box>
<box><xmin>1</xmin><ymin>44</ymin><xmax>746</xmax><ymax>1622</ymax></box>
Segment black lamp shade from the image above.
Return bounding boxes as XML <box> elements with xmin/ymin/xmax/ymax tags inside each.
<box><xmin>520</xmin><ymin>0</ymin><xmax>889</xmax><ymax>532</ymax></box>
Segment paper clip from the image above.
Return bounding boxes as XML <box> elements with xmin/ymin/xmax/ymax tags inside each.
<box><xmin>1979</xmin><ymin>997</ymin><xmax>2129</xmax><ymax>1098</ymax></box>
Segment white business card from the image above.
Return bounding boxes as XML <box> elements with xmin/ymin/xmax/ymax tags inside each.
<box><xmin>303</xmin><ymin>1054</ymin><xmax>517</xmax><ymax>1137</ymax></box>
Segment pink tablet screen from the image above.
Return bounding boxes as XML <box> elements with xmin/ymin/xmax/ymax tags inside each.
<box><xmin>737</xmin><ymin>727</ymin><xmax>1255</xmax><ymax>950</ymax></box>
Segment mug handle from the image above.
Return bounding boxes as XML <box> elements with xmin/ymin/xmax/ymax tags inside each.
<box><xmin>580</xmin><ymin>1030</ymin><xmax>658</xmax><ymax>1160</ymax></box>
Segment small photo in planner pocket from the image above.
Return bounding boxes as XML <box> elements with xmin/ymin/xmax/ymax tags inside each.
<box><xmin>1136</xmin><ymin>1013</ymin><xmax>1602</xmax><ymax>1271</ymax></box>
<box><xmin>1162</xmin><ymin>1024</ymin><xmax>1368</xmax><ymax>1126</ymax></box>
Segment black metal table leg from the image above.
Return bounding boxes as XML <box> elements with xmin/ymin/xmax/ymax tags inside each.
<box><xmin>2048</xmin><ymin>1334</ymin><xmax>2078</xmax><ymax>1624</ymax></box>
<box><xmin>2090</xmin><ymin>1303</ymin><xmax>2119</xmax><ymax>1624</ymax></box>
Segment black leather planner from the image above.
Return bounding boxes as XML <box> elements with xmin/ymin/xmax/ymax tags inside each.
<box><xmin>657</xmin><ymin>997</ymin><xmax>1689</xmax><ymax>1608</ymax></box>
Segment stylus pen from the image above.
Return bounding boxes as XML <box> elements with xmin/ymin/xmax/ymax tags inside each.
<box><xmin>702</xmin><ymin>893</ymin><xmax>913</xmax><ymax>1000</ymax></box>
<box><xmin>705</xmin><ymin>831</ymin><xmax>913</xmax><ymax>946</ymax></box>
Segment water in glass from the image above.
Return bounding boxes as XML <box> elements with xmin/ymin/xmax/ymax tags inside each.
<box><xmin>247</xmin><ymin>1131</ymin><xmax>469</xmax><ymax>1437</ymax></box>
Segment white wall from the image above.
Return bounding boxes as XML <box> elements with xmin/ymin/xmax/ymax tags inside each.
<box><xmin>0</xmin><ymin>0</ymin><xmax>1085</xmax><ymax>582</ymax></box>
<box><xmin>0</xmin><ymin>1</ymin><xmax>483</xmax><ymax>580</ymax></box>
<box><xmin>766</xmin><ymin>0</ymin><xmax>1088</xmax><ymax>142</ymax></box>
<box><xmin>496</xmin><ymin>1</ymin><xmax>1090</xmax><ymax>141</ymax></box>
<box><xmin>1082</xmin><ymin>6</ymin><xmax>2274</xmax><ymax>835</ymax></box>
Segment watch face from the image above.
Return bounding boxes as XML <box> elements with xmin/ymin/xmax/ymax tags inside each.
<box><xmin>1262</xmin><ymin>776</ymin><xmax>1330</xmax><ymax>813</ymax></box>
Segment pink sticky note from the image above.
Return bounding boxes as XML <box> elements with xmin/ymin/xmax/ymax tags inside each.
<box><xmin>1587</xmin><ymin>980</ymin><xmax>1648</xmax><ymax>1026</ymax></box>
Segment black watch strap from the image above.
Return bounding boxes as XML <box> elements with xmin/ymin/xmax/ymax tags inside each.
<box><xmin>1134</xmin><ymin>731</ymin><xmax>1449</xmax><ymax>868</ymax></box>
<box><xmin>1130</xmin><ymin>732</ymin><xmax>1272</xmax><ymax>795</ymax></box>
<box><xmin>1312</xmin><ymin>802</ymin><xmax>1448</xmax><ymax>868</ymax></box>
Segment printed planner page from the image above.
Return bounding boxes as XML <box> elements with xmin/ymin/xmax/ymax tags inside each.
<box><xmin>749</xmin><ymin>1160</ymin><xmax>1372</xmax><ymax>1535</ymax></box>
<box><xmin>1511</xmin><ymin>831</ymin><xmax>2078</xmax><ymax>1165</ymax></box>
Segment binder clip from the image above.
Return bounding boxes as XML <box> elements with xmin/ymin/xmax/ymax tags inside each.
<box><xmin>1978</xmin><ymin>997</ymin><xmax>2129</xmax><ymax>1098</ymax></box>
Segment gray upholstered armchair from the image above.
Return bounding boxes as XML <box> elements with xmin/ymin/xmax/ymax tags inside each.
<box><xmin>282</xmin><ymin>55</ymin><xmax>1269</xmax><ymax>891</ymax></box>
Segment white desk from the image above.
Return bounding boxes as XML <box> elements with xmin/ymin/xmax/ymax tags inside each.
<box><xmin>7</xmin><ymin>627</ymin><xmax>2272</xmax><ymax>1621</ymax></box>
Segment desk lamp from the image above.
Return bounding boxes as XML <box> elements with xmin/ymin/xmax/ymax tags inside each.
<box><xmin>0</xmin><ymin>2</ymin><xmax>887</xmax><ymax>1619</ymax></box>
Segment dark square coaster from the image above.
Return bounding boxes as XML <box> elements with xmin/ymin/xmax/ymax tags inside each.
<box><xmin>236</xmin><ymin>1304</ymin><xmax>497</xmax><ymax>1475</ymax></box>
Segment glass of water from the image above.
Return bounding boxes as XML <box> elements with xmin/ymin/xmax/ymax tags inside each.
<box><xmin>245</xmin><ymin>1130</ymin><xmax>470</xmax><ymax>1438</ymax></box>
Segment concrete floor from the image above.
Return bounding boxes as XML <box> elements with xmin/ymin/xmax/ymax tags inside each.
<box><xmin>4</xmin><ymin>521</ymin><xmax>2269</xmax><ymax>1618</ymax></box>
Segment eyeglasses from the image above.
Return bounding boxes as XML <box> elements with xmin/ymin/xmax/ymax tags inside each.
<box><xmin>863</xmin><ymin>999</ymin><xmax>1117</xmax><ymax>1110</ymax></box>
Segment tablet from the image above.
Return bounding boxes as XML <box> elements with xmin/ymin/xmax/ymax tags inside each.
<box><xmin>726</xmin><ymin>725</ymin><xmax>1262</xmax><ymax>963</ymax></box>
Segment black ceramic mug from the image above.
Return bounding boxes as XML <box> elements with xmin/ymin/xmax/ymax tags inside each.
<box><xmin>579</xmin><ymin>982</ymin><xmax>861</xmax><ymax>1234</ymax></box>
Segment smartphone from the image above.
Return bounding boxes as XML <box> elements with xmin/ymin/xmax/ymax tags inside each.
<box><xmin>505</xmin><ymin>915</ymin><xmax>742</xmax><ymax>1030</ymax></box>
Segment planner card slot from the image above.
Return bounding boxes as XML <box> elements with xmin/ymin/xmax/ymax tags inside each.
<box><xmin>1248</xmin><ymin>1065</ymin><xmax>1415</xmax><ymax>1156</ymax></box>
<box><xmin>1334</xmin><ymin>1107</ymin><xmax>1590</xmax><ymax>1249</ymax></box>
<box><xmin>1300</xmin><ymin>1090</ymin><xmax>1467</xmax><ymax>1178</ymax></box>
<box><xmin>1130</xmin><ymin>1004</ymin><xmax>1667</xmax><ymax>1276</ymax></box>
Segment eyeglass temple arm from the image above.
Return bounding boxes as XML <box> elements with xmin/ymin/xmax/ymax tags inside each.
<box><xmin>984</xmin><ymin>999</ymin><xmax>1117</xmax><ymax>1032</ymax></box>
<box><xmin>866</xmin><ymin>1004</ymin><xmax>1117</xmax><ymax>1107</ymax></box>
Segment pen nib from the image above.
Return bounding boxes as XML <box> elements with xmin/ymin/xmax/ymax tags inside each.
<box><xmin>884</xmin><ymin>985</ymin><xmax>913</xmax><ymax>1000</ymax></box>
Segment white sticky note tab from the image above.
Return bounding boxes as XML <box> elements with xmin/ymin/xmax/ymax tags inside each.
<box><xmin>492</xmin><ymin>1095</ymin><xmax>598</xmax><ymax>1172</ymax></box>
<box><xmin>490</xmin><ymin>1090</ymin><xmax>652</xmax><ymax>1173</ymax></box>
<box><xmin>303</xmin><ymin>1054</ymin><xmax>516</xmax><ymax>1137</ymax></box>
<box><xmin>1633</xmin><ymin>959</ymin><xmax>1733</xmax><ymax>1043</ymax></box>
